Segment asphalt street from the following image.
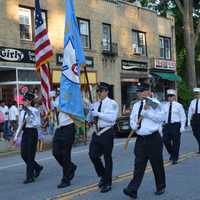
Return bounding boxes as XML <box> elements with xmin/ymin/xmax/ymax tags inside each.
<box><xmin>0</xmin><ymin>128</ymin><xmax>199</xmax><ymax>200</ymax></box>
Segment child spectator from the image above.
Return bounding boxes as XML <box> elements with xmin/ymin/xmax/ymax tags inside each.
<box><xmin>37</xmin><ymin>112</ymin><xmax>48</xmax><ymax>152</ymax></box>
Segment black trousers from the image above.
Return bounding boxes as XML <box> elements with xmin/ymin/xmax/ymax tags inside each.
<box><xmin>162</xmin><ymin>122</ymin><xmax>181</xmax><ymax>161</ymax></box>
<box><xmin>89</xmin><ymin>128</ymin><xmax>114</xmax><ymax>186</ymax></box>
<box><xmin>52</xmin><ymin>123</ymin><xmax>76</xmax><ymax>182</ymax></box>
<box><xmin>128</xmin><ymin>131</ymin><xmax>166</xmax><ymax>191</ymax></box>
<box><xmin>191</xmin><ymin>116</ymin><xmax>200</xmax><ymax>152</ymax></box>
<box><xmin>21</xmin><ymin>128</ymin><xmax>41</xmax><ymax>179</ymax></box>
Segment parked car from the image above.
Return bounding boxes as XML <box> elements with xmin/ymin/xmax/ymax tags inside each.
<box><xmin>114</xmin><ymin>115</ymin><xmax>135</xmax><ymax>137</ymax></box>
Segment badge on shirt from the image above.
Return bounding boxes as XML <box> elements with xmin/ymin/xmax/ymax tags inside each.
<box><xmin>112</xmin><ymin>103</ymin><xmax>117</xmax><ymax>110</ymax></box>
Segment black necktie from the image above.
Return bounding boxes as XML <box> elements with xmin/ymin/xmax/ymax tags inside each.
<box><xmin>195</xmin><ymin>99</ymin><xmax>199</xmax><ymax>114</ymax></box>
<box><xmin>95</xmin><ymin>101</ymin><xmax>102</xmax><ymax>129</ymax></box>
<box><xmin>137</xmin><ymin>100</ymin><xmax>144</xmax><ymax>129</ymax></box>
<box><xmin>168</xmin><ymin>102</ymin><xmax>172</xmax><ymax>124</ymax></box>
<box><xmin>22</xmin><ymin>111</ymin><xmax>27</xmax><ymax>129</ymax></box>
<box><xmin>98</xmin><ymin>101</ymin><xmax>102</xmax><ymax>112</ymax></box>
<box><xmin>138</xmin><ymin>101</ymin><xmax>143</xmax><ymax>119</ymax></box>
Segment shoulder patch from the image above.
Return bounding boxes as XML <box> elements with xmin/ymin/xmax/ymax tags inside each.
<box><xmin>112</xmin><ymin>103</ymin><xmax>117</xmax><ymax>110</ymax></box>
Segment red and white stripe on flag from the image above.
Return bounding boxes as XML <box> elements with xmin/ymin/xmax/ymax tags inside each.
<box><xmin>40</xmin><ymin>64</ymin><xmax>51</xmax><ymax>113</ymax></box>
<box><xmin>35</xmin><ymin>0</ymin><xmax>53</xmax><ymax>69</ymax></box>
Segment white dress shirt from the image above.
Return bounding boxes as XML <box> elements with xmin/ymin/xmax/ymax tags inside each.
<box><xmin>188</xmin><ymin>98</ymin><xmax>200</xmax><ymax>124</ymax></box>
<box><xmin>162</xmin><ymin>101</ymin><xmax>186</xmax><ymax>130</ymax></box>
<box><xmin>9</xmin><ymin>105</ymin><xmax>18</xmax><ymax>121</ymax></box>
<box><xmin>58</xmin><ymin>112</ymin><xmax>74</xmax><ymax>127</ymax></box>
<box><xmin>14</xmin><ymin>106</ymin><xmax>41</xmax><ymax>140</ymax></box>
<box><xmin>0</xmin><ymin>105</ymin><xmax>9</xmax><ymax>121</ymax></box>
<box><xmin>90</xmin><ymin>97</ymin><xmax>119</xmax><ymax>128</ymax></box>
<box><xmin>130</xmin><ymin>99</ymin><xmax>165</xmax><ymax>136</ymax></box>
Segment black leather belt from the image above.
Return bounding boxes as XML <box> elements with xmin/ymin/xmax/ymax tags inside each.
<box><xmin>137</xmin><ymin>131</ymin><xmax>159</xmax><ymax>139</ymax></box>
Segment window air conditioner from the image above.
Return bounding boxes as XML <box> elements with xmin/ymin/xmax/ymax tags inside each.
<box><xmin>133</xmin><ymin>45</ymin><xmax>143</xmax><ymax>55</ymax></box>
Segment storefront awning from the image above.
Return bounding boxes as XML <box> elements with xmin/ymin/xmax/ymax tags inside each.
<box><xmin>152</xmin><ymin>72</ymin><xmax>182</xmax><ymax>81</ymax></box>
<box><xmin>53</xmin><ymin>70</ymin><xmax>97</xmax><ymax>84</ymax></box>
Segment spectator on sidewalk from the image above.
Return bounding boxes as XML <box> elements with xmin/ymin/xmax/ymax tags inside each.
<box><xmin>0</xmin><ymin>111</ymin><xmax>4</xmax><ymax>141</ymax></box>
<box><xmin>9</xmin><ymin>101</ymin><xmax>19</xmax><ymax>133</ymax></box>
<box><xmin>37</xmin><ymin>111</ymin><xmax>48</xmax><ymax>152</ymax></box>
<box><xmin>0</xmin><ymin>100</ymin><xmax>9</xmax><ymax>140</ymax></box>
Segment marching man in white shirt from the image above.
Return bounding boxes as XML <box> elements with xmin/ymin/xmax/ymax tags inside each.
<box><xmin>188</xmin><ymin>88</ymin><xmax>200</xmax><ymax>153</ymax></box>
<box><xmin>52</xmin><ymin>106</ymin><xmax>77</xmax><ymax>188</ymax></box>
<box><xmin>123</xmin><ymin>83</ymin><xmax>166</xmax><ymax>199</ymax></box>
<box><xmin>13</xmin><ymin>92</ymin><xmax>43</xmax><ymax>184</ymax></box>
<box><xmin>162</xmin><ymin>89</ymin><xmax>186</xmax><ymax>165</ymax></box>
<box><xmin>88</xmin><ymin>82</ymin><xmax>119</xmax><ymax>193</ymax></box>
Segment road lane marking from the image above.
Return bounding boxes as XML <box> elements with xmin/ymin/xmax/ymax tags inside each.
<box><xmin>48</xmin><ymin>151</ymin><xmax>198</xmax><ymax>200</ymax></box>
<box><xmin>0</xmin><ymin>140</ymin><xmax>134</xmax><ymax>171</ymax></box>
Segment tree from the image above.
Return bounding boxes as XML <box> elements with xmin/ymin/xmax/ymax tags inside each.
<box><xmin>173</xmin><ymin>0</ymin><xmax>200</xmax><ymax>88</ymax></box>
<box><xmin>132</xmin><ymin>0</ymin><xmax>200</xmax><ymax>88</ymax></box>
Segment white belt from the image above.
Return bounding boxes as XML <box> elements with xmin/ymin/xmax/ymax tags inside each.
<box><xmin>96</xmin><ymin>126</ymin><xmax>112</xmax><ymax>136</ymax></box>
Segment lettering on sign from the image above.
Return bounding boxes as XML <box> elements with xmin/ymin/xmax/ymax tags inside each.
<box><xmin>121</xmin><ymin>60</ymin><xmax>147</xmax><ymax>71</ymax></box>
<box><xmin>0</xmin><ymin>48</ymin><xmax>24</xmax><ymax>61</ymax></box>
<box><xmin>56</xmin><ymin>53</ymin><xmax>94</xmax><ymax>67</ymax></box>
<box><xmin>154</xmin><ymin>59</ymin><xmax>176</xmax><ymax>71</ymax></box>
<box><xmin>0</xmin><ymin>46</ymin><xmax>35</xmax><ymax>63</ymax></box>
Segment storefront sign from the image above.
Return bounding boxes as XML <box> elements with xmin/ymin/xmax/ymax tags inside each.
<box><xmin>0</xmin><ymin>47</ymin><xmax>35</xmax><ymax>63</ymax></box>
<box><xmin>121</xmin><ymin>60</ymin><xmax>147</xmax><ymax>71</ymax></box>
<box><xmin>154</xmin><ymin>59</ymin><xmax>176</xmax><ymax>71</ymax></box>
<box><xmin>56</xmin><ymin>53</ymin><xmax>94</xmax><ymax>67</ymax></box>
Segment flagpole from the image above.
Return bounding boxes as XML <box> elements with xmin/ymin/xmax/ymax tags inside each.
<box><xmin>82</xmin><ymin>64</ymin><xmax>93</xmax><ymax>144</ymax></box>
<box><xmin>83</xmin><ymin>64</ymin><xmax>93</xmax><ymax>103</ymax></box>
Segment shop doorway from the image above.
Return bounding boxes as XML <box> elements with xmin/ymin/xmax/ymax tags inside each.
<box><xmin>121</xmin><ymin>82</ymin><xmax>138</xmax><ymax>115</ymax></box>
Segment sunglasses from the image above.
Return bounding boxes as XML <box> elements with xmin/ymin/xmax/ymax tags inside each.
<box><xmin>167</xmin><ymin>95</ymin><xmax>175</xmax><ymax>97</ymax></box>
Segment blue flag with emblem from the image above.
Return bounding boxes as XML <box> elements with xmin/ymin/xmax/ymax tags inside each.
<box><xmin>59</xmin><ymin>0</ymin><xmax>85</xmax><ymax>120</ymax></box>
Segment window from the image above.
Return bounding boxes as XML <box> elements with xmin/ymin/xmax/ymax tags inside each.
<box><xmin>77</xmin><ymin>18</ymin><xmax>90</xmax><ymax>49</ymax></box>
<box><xmin>102</xmin><ymin>23</ymin><xmax>111</xmax><ymax>51</ymax></box>
<box><xmin>19</xmin><ymin>7</ymin><xmax>32</xmax><ymax>41</ymax></box>
<box><xmin>19</xmin><ymin>6</ymin><xmax>47</xmax><ymax>41</ymax></box>
<box><xmin>160</xmin><ymin>36</ymin><xmax>171</xmax><ymax>60</ymax></box>
<box><xmin>132</xmin><ymin>31</ymin><xmax>146</xmax><ymax>56</ymax></box>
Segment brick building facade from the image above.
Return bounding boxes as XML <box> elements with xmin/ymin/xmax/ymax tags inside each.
<box><xmin>0</xmin><ymin>0</ymin><xmax>179</xmax><ymax>114</ymax></box>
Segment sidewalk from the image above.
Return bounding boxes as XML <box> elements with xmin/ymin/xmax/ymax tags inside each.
<box><xmin>0</xmin><ymin>128</ymin><xmax>93</xmax><ymax>157</ymax></box>
<box><xmin>0</xmin><ymin>134</ymin><xmax>53</xmax><ymax>156</ymax></box>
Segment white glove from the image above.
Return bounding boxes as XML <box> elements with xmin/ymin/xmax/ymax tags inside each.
<box><xmin>91</xmin><ymin>110</ymin><xmax>99</xmax><ymax>117</ymax></box>
<box><xmin>180</xmin><ymin>127</ymin><xmax>185</xmax><ymax>133</ymax></box>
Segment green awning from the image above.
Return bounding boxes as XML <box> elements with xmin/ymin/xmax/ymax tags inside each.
<box><xmin>152</xmin><ymin>72</ymin><xmax>182</xmax><ymax>81</ymax></box>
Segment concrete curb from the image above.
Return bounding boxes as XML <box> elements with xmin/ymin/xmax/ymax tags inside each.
<box><xmin>0</xmin><ymin>139</ymin><xmax>89</xmax><ymax>158</ymax></box>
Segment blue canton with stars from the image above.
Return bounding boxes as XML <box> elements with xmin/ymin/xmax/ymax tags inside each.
<box><xmin>35</xmin><ymin>0</ymin><xmax>44</xmax><ymax>29</ymax></box>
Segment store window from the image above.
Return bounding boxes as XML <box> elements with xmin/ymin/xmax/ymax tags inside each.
<box><xmin>19</xmin><ymin>7</ymin><xmax>32</xmax><ymax>41</ymax></box>
<box><xmin>160</xmin><ymin>36</ymin><xmax>171</xmax><ymax>60</ymax></box>
<box><xmin>77</xmin><ymin>18</ymin><xmax>91</xmax><ymax>48</ymax></box>
<box><xmin>102</xmin><ymin>23</ymin><xmax>111</xmax><ymax>51</ymax></box>
<box><xmin>132</xmin><ymin>30</ymin><xmax>147</xmax><ymax>56</ymax></box>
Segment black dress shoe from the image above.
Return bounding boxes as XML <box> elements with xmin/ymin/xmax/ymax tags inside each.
<box><xmin>123</xmin><ymin>187</ymin><xmax>137</xmax><ymax>199</ymax></box>
<box><xmin>155</xmin><ymin>188</ymin><xmax>165</xmax><ymax>195</ymax></box>
<box><xmin>98</xmin><ymin>178</ymin><xmax>104</xmax><ymax>188</ymax></box>
<box><xmin>169</xmin><ymin>155</ymin><xmax>172</xmax><ymax>161</ymax></box>
<box><xmin>23</xmin><ymin>178</ymin><xmax>34</xmax><ymax>184</ymax></box>
<box><xmin>57</xmin><ymin>181</ymin><xmax>70</xmax><ymax>188</ymax></box>
<box><xmin>69</xmin><ymin>165</ymin><xmax>77</xmax><ymax>181</ymax></box>
<box><xmin>34</xmin><ymin>166</ymin><xmax>43</xmax><ymax>178</ymax></box>
<box><xmin>100</xmin><ymin>185</ymin><xmax>112</xmax><ymax>193</ymax></box>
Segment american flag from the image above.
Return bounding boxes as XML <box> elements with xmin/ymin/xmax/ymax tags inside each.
<box><xmin>40</xmin><ymin>64</ymin><xmax>51</xmax><ymax>113</ymax></box>
<box><xmin>34</xmin><ymin>0</ymin><xmax>52</xmax><ymax>113</ymax></box>
<box><xmin>35</xmin><ymin>0</ymin><xmax>53</xmax><ymax>69</ymax></box>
